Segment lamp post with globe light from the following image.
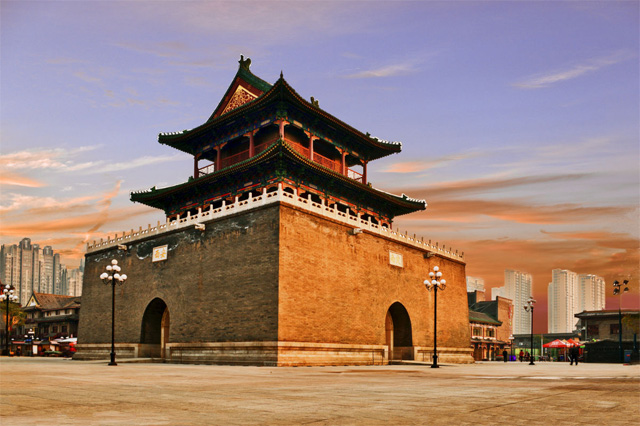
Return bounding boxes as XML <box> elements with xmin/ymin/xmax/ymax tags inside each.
<box><xmin>613</xmin><ymin>279</ymin><xmax>629</xmax><ymax>363</ymax></box>
<box><xmin>524</xmin><ymin>297</ymin><xmax>536</xmax><ymax>365</ymax></box>
<box><xmin>424</xmin><ymin>266</ymin><xmax>446</xmax><ymax>368</ymax></box>
<box><xmin>1</xmin><ymin>283</ymin><xmax>19</xmax><ymax>356</ymax></box>
<box><xmin>100</xmin><ymin>259</ymin><xmax>127</xmax><ymax>366</ymax></box>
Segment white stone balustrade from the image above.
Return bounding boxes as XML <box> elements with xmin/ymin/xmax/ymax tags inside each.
<box><xmin>87</xmin><ymin>184</ymin><xmax>464</xmax><ymax>261</ymax></box>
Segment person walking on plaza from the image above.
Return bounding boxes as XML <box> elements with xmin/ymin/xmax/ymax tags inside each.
<box><xmin>519</xmin><ymin>351</ymin><xmax>524</xmax><ymax>362</ymax></box>
<box><xmin>503</xmin><ymin>349</ymin><xmax>508</xmax><ymax>362</ymax></box>
<box><xmin>569</xmin><ymin>345</ymin><xmax>579</xmax><ymax>366</ymax></box>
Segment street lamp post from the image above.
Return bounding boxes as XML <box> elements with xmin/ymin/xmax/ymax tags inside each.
<box><xmin>424</xmin><ymin>266</ymin><xmax>446</xmax><ymax>368</ymax></box>
<box><xmin>509</xmin><ymin>334</ymin><xmax>514</xmax><ymax>361</ymax></box>
<box><xmin>1</xmin><ymin>284</ymin><xmax>19</xmax><ymax>356</ymax></box>
<box><xmin>100</xmin><ymin>259</ymin><xmax>127</xmax><ymax>366</ymax></box>
<box><xmin>524</xmin><ymin>297</ymin><xmax>536</xmax><ymax>365</ymax></box>
<box><xmin>613</xmin><ymin>279</ymin><xmax>629</xmax><ymax>364</ymax></box>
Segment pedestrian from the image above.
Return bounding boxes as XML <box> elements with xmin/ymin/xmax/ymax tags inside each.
<box><xmin>519</xmin><ymin>351</ymin><xmax>524</xmax><ymax>362</ymax></box>
<box><xmin>503</xmin><ymin>349</ymin><xmax>508</xmax><ymax>362</ymax></box>
<box><xmin>569</xmin><ymin>345</ymin><xmax>579</xmax><ymax>366</ymax></box>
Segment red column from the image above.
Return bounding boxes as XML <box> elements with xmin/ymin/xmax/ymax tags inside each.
<box><xmin>278</xmin><ymin>120</ymin><xmax>286</xmax><ymax>139</ymax></box>
<box><xmin>247</xmin><ymin>132</ymin><xmax>255</xmax><ymax>157</ymax></box>
<box><xmin>194</xmin><ymin>154</ymin><xmax>200</xmax><ymax>178</ymax></box>
<box><xmin>341</xmin><ymin>151</ymin><xmax>347</xmax><ymax>175</ymax></box>
<box><xmin>215</xmin><ymin>147</ymin><xmax>221</xmax><ymax>171</ymax></box>
<box><xmin>363</xmin><ymin>160</ymin><xmax>368</xmax><ymax>184</ymax></box>
<box><xmin>309</xmin><ymin>136</ymin><xmax>316</xmax><ymax>161</ymax></box>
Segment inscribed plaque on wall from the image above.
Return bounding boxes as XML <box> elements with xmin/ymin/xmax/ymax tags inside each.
<box><xmin>389</xmin><ymin>251</ymin><xmax>403</xmax><ymax>268</ymax></box>
<box><xmin>152</xmin><ymin>245</ymin><xmax>168</xmax><ymax>262</ymax></box>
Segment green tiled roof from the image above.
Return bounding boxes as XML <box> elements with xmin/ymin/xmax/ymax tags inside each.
<box><xmin>469</xmin><ymin>309</ymin><xmax>502</xmax><ymax>325</ymax></box>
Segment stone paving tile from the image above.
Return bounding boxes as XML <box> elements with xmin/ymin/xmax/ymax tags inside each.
<box><xmin>1</xmin><ymin>358</ymin><xmax>638</xmax><ymax>425</ymax></box>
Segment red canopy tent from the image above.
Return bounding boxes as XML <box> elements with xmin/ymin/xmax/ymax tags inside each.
<box><xmin>543</xmin><ymin>339</ymin><xmax>568</xmax><ymax>348</ymax></box>
<box><xmin>543</xmin><ymin>339</ymin><xmax>570</xmax><ymax>361</ymax></box>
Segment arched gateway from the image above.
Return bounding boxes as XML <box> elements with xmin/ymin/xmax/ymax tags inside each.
<box><xmin>141</xmin><ymin>298</ymin><xmax>170</xmax><ymax>359</ymax></box>
<box><xmin>385</xmin><ymin>302</ymin><xmax>414</xmax><ymax>361</ymax></box>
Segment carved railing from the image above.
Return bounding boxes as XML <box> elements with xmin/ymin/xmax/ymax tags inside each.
<box><xmin>199</xmin><ymin>138</ymin><xmax>359</xmax><ymax>181</ymax></box>
<box><xmin>90</xmin><ymin>184</ymin><xmax>464</xmax><ymax>262</ymax></box>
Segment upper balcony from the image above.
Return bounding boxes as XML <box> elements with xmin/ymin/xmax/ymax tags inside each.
<box><xmin>195</xmin><ymin>122</ymin><xmax>365</xmax><ymax>184</ymax></box>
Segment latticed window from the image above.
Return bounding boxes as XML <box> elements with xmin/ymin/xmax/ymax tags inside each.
<box><xmin>472</xmin><ymin>327</ymin><xmax>483</xmax><ymax>337</ymax></box>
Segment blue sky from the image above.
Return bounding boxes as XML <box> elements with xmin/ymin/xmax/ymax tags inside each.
<box><xmin>1</xmin><ymin>1</ymin><xmax>638</xmax><ymax>330</ymax></box>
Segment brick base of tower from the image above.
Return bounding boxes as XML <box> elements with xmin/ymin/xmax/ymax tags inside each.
<box><xmin>76</xmin><ymin>202</ymin><xmax>473</xmax><ymax>366</ymax></box>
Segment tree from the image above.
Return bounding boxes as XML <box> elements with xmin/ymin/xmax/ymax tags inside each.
<box><xmin>0</xmin><ymin>301</ymin><xmax>26</xmax><ymax>334</ymax></box>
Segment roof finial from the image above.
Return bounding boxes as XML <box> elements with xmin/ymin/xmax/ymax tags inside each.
<box><xmin>239</xmin><ymin>55</ymin><xmax>251</xmax><ymax>70</ymax></box>
<box><xmin>280</xmin><ymin>70</ymin><xmax>283</xmax><ymax>79</ymax></box>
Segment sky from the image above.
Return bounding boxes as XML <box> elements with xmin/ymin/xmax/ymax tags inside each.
<box><xmin>1</xmin><ymin>1</ymin><xmax>638</xmax><ymax>332</ymax></box>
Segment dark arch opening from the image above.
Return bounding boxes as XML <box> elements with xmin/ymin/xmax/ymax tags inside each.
<box><xmin>141</xmin><ymin>298</ymin><xmax>169</xmax><ymax>358</ymax></box>
<box><xmin>386</xmin><ymin>302</ymin><xmax>414</xmax><ymax>361</ymax></box>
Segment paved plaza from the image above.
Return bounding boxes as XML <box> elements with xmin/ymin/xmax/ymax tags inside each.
<box><xmin>1</xmin><ymin>357</ymin><xmax>638</xmax><ymax>425</ymax></box>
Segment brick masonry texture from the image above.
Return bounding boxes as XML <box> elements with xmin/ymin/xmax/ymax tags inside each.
<box><xmin>278</xmin><ymin>204</ymin><xmax>470</xmax><ymax>350</ymax></box>
<box><xmin>78</xmin><ymin>205</ymin><xmax>280</xmax><ymax>346</ymax></box>
<box><xmin>77</xmin><ymin>203</ymin><xmax>471</xmax><ymax>364</ymax></box>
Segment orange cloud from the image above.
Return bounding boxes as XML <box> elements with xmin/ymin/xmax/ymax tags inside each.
<box><xmin>406</xmin><ymin>198</ymin><xmax>632</xmax><ymax>225</ymax></box>
<box><xmin>382</xmin><ymin>152</ymin><xmax>482</xmax><ymax>174</ymax></box>
<box><xmin>383</xmin><ymin>162</ymin><xmax>426</xmax><ymax>173</ymax></box>
<box><xmin>0</xmin><ymin>172</ymin><xmax>45</xmax><ymax>188</ymax></box>
<box><xmin>0</xmin><ymin>180</ymin><xmax>160</xmax><ymax>267</ymax></box>
<box><xmin>406</xmin><ymin>173</ymin><xmax>590</xmax><ymax>198</ymax></box>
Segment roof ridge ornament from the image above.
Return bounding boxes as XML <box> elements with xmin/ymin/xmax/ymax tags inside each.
<box><xmin>239</xmin><ymin>55</ymin><xmax>251</xmax><ymax>70</ymax></box>
<box><xmin>310</xmin><ymin>96</ymin><xmax>319</xmax><ymax>108</ymax></box>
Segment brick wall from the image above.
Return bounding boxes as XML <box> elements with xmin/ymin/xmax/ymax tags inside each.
<box><xmin>278</xmin><ymin>204</ymin><xmax>470</xmax><ymax>350</ymax></box>
<box><xmin>495</xmin><ymin>296</ymin><xmax>514</xmax><ymax>343</ymax></box>
<box><xmin>78</xmin><ymin>205</ymin><xmax>280</xmax><ymax>346</ymax></box>
<box><xmin>77</xmin><ymin>202</ymin><xmax>472</xmax><ymax>364</ymax></box>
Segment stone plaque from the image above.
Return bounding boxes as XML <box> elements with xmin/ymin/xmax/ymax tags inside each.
<box><xmin>152</xmin><ymin>245</ymin><xmax>168</xmax><ymax>262</ymax></box>
<box><xmin>389</xmin><ymin>251</ymin><xmax>403</xmax><ymax>268</ymax></box>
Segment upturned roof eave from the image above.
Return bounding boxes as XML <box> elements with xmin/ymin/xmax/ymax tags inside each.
<box><xmin>131</xmin><ymin>139</ymin><xmax>425</xmax><ymax>213</ymax></box>
<box><xmin>277</xmin><ymin>78</ymin><xmax>402</xmax><ymax>155</ymax></box>
<box><xmin>158</xmin><ymin>75</ymin><xmax>402</xmax><ymax>159</ymax></box>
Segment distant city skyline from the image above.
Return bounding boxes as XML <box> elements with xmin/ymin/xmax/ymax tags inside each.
<box><xmin>1</xmin><ymin>1</ymin><xmax>638</xmax><ymax>333</ymax></box>
<box><xmin>0</xmin><ymin>237</ymin><xmax>83</xmax><ymax>304</ymax></box>
<box><xmin>548</xmin><ymin>268</ymin><xmax>606</xmax><ymax>333</ymax></box>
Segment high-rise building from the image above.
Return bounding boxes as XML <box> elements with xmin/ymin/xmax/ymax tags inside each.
<box><xmin>67</xmin><ymin>268</ymin><xmax>84</xmax><ymax>296</ymax></box>
<box><xmin>31</xmin><ymin>243</ymin><xmax>41</xmax><ymax>293</ymax></box>
<box><xmin>53</xmin><ymin>254</ymin><xmax>63</xmax><ymax>295</ymax></box>
<box><xmin>466</xmin><ymin>276</ymin><xmax>485</xmax><ymax>293</ymax></box>
<box><xmin>0</xmin><ymin>240</ymin><xmax>80</xmax><ymax>303</ymax></box>
<box><xmin>548</xmin><ymin>269</ymin><xmax>579</xmax><ymax>333</ymax></box>
<box><xmin>1</xmin><ymin>244</ymin><xmax>19</xmax><ymax>291</ymax></box>
<box><xmin>492</xmin><ymin>269</ymin><xmax>532</xmax><ymax>335</ymax></box>
<box><xmin>577</xmin><ymin>274</ymin><xmax>605</xmax><ymax>312</ymax></box>
<box><xmin>40</xmin><ymin>246</ymin><xmax>54</xmax><ymax>294</ymax></box>
<box><xmin>18</xmin><ymin>238</ymin><xmax>34</xmax><ymax>305</ymax></box>
<box><xmin>491</xmin><ymin>287</ymin><xmax>505</xmax><ymax>300</ymax></box>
